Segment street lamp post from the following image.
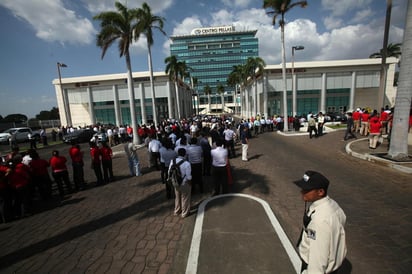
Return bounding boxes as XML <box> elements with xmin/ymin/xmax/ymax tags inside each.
<box><xmin>57</xmin><ymin>62</ymin><xmax>70</xmax><ymax>126</ymax></box>
<box><xmin>292</xmin><ymin>46</ymin><xmax>304</xmax><ymax>117</ymax></box>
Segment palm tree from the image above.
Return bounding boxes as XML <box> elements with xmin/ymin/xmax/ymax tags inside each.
<box><xmin>165</xmin><ymin>55</ymin><xmax>186</xmax><ymax>119</ymax></box>
<box><xmin>388</xmin><ymin>1</ymin><xmax>412</xmax><ymax>160</ymax></box>
<box><xmin>217</xmin><ymin>82</ymin><xmax>225</xmax><ymax>112</ymax></box>
<box><xmin>135</xmin><ymin>2</ymin><xmax>166</xmax><ymax>127</ymax></box>
<box><xmin>245</xmin><ymin>57</ymin><xmax>266</xmax><ymax>118</ymax></box>
<box><xmin>203</xmin><ymin>84</ymin><xmax>212</xmax><ymax>113</ymax></box>
<box><xmin>377</xmin><ymin>0</ymin><xmax>393</xmax><ymax>109</ymax></box>
<box><xmin>263</xmin><ymin>0</ymin><xmax>307</xmax><ymax>131</ymax></box>
<box><xmin>369</xmin><ymin>43</ymin><xmax>402</xmax><ymax>58</ymax></box>
<box><xmin>93</xmin><ymin>2</ymin><xmax>140</xmax><ymax>144</ymax></box>
<box><xmin>191</xmin><ymin>76</ymin><xmax>199</xmax><ymax>114</ymax></box>
<box><xmin>228</xmin><ymin>64</ymin><xmax>249</xmax><ymax>116</ymax></box>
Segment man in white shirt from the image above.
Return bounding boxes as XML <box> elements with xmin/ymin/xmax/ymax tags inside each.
<box><xmin>148</xmin><ymin>136</ymin><xmax>161</xmax><ymax>170</ymax></box>
<box><xmin>317</xmin><ymin>112</ymin><xmax>325</xmax><ymax>136</ymax></box>
<box><xmin>211</xmin><ymin>139</ymin><xmax>228</xmax><ymax>195</ymax></box>
<box><xmin>186</xmin><ymin>137</ymin><xmax>203</xmax><ymax>193</ymax></box>
<box><xmin>107</xmin><ymin>127</ymin><xmax>114</xmax><ymax>147</ymax></box>
<box><xmin>294</xmin><ymin>170</ymin><xmax>347</xmax><ymax>274</ymax></box>
<box><xmin>223</xmin><ymin>125</ymin><xmax>236</xmax><ymax>158</ymax></box>
<box><xmin>169</xmin><ymin>148</ymin><xmax>192</xmax><ymax>218</ymax></box>
<box><xmin>190</xmin><ymin>122</ymin><xmax>198</xmax><ymax>137</ymax></box>
<box><xmin>159</xmin><ymin>138</ymin><xmax>177</xmax><ymax>199</ymax></box>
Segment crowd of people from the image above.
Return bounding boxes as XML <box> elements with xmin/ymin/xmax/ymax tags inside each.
<box><xmin>0</xmin><ymin>134</ymin><xmax>116</xmax><ymax>222</ymax></box>
<box><xmin>344</xmin><ymin>106</ymin><xmax>395</xmax><ymax>149</ymax></box>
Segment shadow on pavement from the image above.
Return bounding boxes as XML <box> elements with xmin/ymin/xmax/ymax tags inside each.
<box><xmin>0</xmin><ymin>189</ymin><xmax>168</xmax><ymax>270</ymax></box>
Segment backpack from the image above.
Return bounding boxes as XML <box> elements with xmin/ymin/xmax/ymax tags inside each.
<box><xmin>167</xmin><ymin>157</ymin><xmax>186</xmax><ymax>188</ymax></box>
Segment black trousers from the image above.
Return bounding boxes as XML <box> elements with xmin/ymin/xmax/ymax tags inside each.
<box><xmin>212</xmin><ymin>165</ymin><xmax>228</xmax><ymax>195</ymax></box>
<box><xmin>301</xmin><ymin>260</ymin><xmax>340</xmax><ymax>274</ymax></box>
<box><xmin>102</xmin><ymin>159</ymin><xmax>114</xmax><ymax>183</ymax></box>
<box><xmin>72</xmin><ymin>162</ymin><xmax>85</xmax><ymax>190</ymax></box>
<box><xmin>191</xmin><ymin>163</ymin><xmax>203</xmax><ymax>193</ymax></box>
<box><xmin>52</xmin><ymin>170</ymin><xmax>72</xmax><ymax>196</ymax></box>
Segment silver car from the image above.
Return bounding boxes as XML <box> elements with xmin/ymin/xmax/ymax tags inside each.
<box><xmin>0</xmin><ymin>127</ymin><xmax>39</xmax><ymax>144</ymax></box>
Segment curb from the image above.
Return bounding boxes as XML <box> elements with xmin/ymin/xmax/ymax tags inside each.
<box><xmin>345</xmin><ymin>138</ymin><xmax>412</xmax><ymax>174</ymax></box>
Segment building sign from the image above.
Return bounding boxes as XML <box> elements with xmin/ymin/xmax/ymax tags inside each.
<box><xmin>191</xmin><ymin>26</ymin><xmax>235</xmax><ymax>35</ymax></box>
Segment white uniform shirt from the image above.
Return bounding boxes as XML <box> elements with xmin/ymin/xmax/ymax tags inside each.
<box><xmin>168</xmin><ymin>156</ymin><xmax>192</xmax><ymax>186</ymax></box>
<box><xmin>318</xmin><ymin>115</ymin><xmax>325</xmax><ymax>124</ymax></box>
<box><xmin>159</xmin><ymin>147</ymin><xmax>177</xmax><ymax>166</ymax></box>
<box><xmin>186</xmin><ymin>144</ymin><xmax>203</xmax><ymax>164</ymax></box>
<box><xmin>148</xmin><ymin>139</ymin><xmax>161</xmax><ymax>153</ymax></box>
<box><xmin>299</xmin><ymin>196</ymin><xmax>347</xmax><ymax>274</ymax></box>
<box><xmin>223</xmin><ymin>128</ymin><xmax>235</xmax><ymax>141</ymax></box>
<box><xmin>211</xmin><ymin>146</ymin><xmax>228</xmax><ymax>167</ymax></box>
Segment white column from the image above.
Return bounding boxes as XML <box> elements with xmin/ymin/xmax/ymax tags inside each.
<box><xmin>320</xmin><ymin>73</ymin><xmax>327</xmax><ymax>113</ymax></box>
<box><xmin>263</xmin><ymin>73</ymin><xmax>268</xmax><ymax>118</ymax></box>
<box><xmin>113</xmin><ymin>85</ymin><xmax>121</xmax><ymax>126</ymax></box>
<box><xmin>350</xmin><ymin>71</ymin><xmax>356</xmax><ymax>111</ymax></box>
<box><xmin>62</xmin><ymin>88</ymin><xmax>72</xmax><ymax>126</ymax></box>
<box><xmin>292</xmin><ymin>73</ymin><xmax>297</xmax><ymax>116</ymax></box>
<box><xmin>167</xmin><ymin>80</ymin><xmax>173</xmax><ymax>119</ymax></box>
<box><xmin>87</xmin><ymin>86</ymin><xmax>95</xmax><ymax>125</ymax></box>
<box><xmin>140</xmin><ymin>82</ymin><xmax>146</xmax><ymax>125</ymax></box>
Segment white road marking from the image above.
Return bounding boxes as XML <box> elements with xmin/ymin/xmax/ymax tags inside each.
<box><xmin>185</xmin><ymin>193</ymin><xmax>301</xmax><ymax>274</ymax></box>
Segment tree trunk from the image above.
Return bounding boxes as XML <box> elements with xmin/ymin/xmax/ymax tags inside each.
<box><xmin>147</xmin><ymin>45</ymin><xmax>158</xmax><ymax>127</ymax></box>
<box><xmin>254</xmin><ymin>76</ymin><xmax>258</xmax><ymax>117</ymax></box>
<box><xmin>387</xmin><ymin>0</ymin><xmax>412</xmax><ymax>159</ymax></box>
<box><xmin>125</xmin><ymin>52</ymin><xmax>140</xmax><ymax>145</ymax></box>
<box><xmin>208</xmin><ymin>93</ymin><xmax>211</xmax><ymax>113</ymax></box>
<box><xmin>175</xmin><ymin>80</ymin><xmax>181</xmax><ymax>119</ymax></box>
<box><xmin>281</xmin><ymin>24</ymin><xmax>288</xmax><ymax>131</ymax></box>
<box><xmin>378</xmin><ymin>0</ymin><xmax>392</xmax><ymax>109</ymax></box>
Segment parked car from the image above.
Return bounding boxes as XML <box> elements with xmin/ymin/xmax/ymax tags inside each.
<box><xmin>63</xmin><ymin>129</ymin><xmax>95</xmax><ymax>144</ymax></box>
<box><xmin>327</xmin><ymin>112</ymin><xmax>348</xmax><ymax>122</ymax></box>
<box><xmin>0</xmin><ymin>127</ymin><xmax>40</xmax><ymax>144</ymax></box>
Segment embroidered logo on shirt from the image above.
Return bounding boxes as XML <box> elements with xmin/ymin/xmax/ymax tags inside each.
<box><xmin>307</xmin><ymin>229</ymin><xmax>316</xmax><ymax>240</ymax></box>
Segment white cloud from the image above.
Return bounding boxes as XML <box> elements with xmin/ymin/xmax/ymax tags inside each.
<box><xmin>0</xmin><ymin>0</ymin><xmax>95</xmax><ymax>45</ymax></box>
<box><xmin>211</xmin><ymin>9</ymin><xmax>235</xmax><ymax>25</ymax></box>
<box><xmin>351</xmin><ymin>8</ymin><xmax>374</xmax><ymax>24</ymax></box>
<box><xmin>323</xmin><ymin>16</ymin><xmax>343</xmax><ymax>30</ymax></box>
<box><xmin>221</xmin><ymin>0</ymin><xmax>252</xmax><ymax>9</ymax></box>
<box><xmin>162</xmin><ymin>16</ymin><xmax>203</xmax><ymax>55</ymax></box>
<box><xmin>321</xmin><ymin>0</ymin><xmax>373</xmax><ymax>17</ymax></box>
<box><xmin>84</xmin><ymin>0</ymin><xmax>173</xmax><ymax>14</ymax></box>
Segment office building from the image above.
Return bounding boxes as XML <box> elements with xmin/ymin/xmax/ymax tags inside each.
<box><xmin>169</xmin><ymin>25</ymin><xmax>259</xmax><ymax>113</ymax></box>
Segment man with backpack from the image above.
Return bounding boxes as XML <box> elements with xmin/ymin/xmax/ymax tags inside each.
<box><xmin>168</xmin><ymin>148</ymin><xmax>192</xmax><ymax>218</ymax></box>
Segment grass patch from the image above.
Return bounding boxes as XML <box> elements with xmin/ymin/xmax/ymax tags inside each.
<box><xmin>325</xmin><ymin>123</ymin><xmax>346</xmax><ymax>129</ymax></box>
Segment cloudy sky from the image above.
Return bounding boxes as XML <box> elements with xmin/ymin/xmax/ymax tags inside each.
<box><xmin>0</xmin><ymin>0</ymin><xmax>407</xmax><ymax>119</ymax></box>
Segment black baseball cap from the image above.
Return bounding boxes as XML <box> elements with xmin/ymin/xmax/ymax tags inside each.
<box><xmin>294</xmin><ymin>170</ymin><xmax>330</xmax><ymax>191</ymax></box>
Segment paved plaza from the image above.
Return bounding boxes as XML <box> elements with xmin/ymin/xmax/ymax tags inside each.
<box><xmin>0</xmin><ymin>129</ymin><xmax>411</xmax><ymax>273</ymax></box>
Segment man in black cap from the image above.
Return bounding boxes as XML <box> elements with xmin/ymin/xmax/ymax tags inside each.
<box><xmin>294</xmin><ymin>170</ymin><xmax>347</xmax><ymax>274</ymax></box>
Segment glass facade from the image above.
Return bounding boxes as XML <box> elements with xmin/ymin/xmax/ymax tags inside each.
<box><xmin>170</xmin><ymin>27</ymin><xmax>258</xmax><ymax>104</ymax></box>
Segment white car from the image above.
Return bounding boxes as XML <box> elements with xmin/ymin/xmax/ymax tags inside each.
<box><xmin>0</xmin><ymin>127</ymin><xmax>39</xmax><ymax>144</ymax></box>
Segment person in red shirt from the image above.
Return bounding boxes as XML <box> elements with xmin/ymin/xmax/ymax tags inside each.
<box><xmin>379</xmin><ymin>107</ymin><xmax>389</xmax><ymax>135</ymax></box>
<box><xmin>126</xmin><ymin>125</ymin><xmax>133</xmax><ymax>142</ymax></box>
<box><xmin>90</xmin><ymin>142</ymin><xmax>103</xmax><ymax>185</ymax></box>
<box><xmin>49</xmin><ymin>150</ymin><xmax>72</xmax><ymax>197</ymax></box>
<box><xmin>368</xmin><ymin>111</ymin><xmax>382</xmax><ymax>149</ymax></box>
<box><xmin>360</xmin><ymin>110</ymin><xmax>370</xmax><ymax>136</ymax></box>
<box><xmin>29</xmin><ymin>150</ymin><xmax>52</xmax><ymax>200</ymax></box>
<box><xmin>8</xmin><ymin>155</ymin><xmax>31</xmax><ymax>217</ymax></box>
<box><xmin>69</xmin><ymin>141</ymin><xmax>85</xmax><ymax>191</ymax></box>
<box><xmin>100</xmin><ymin>142</ymin><xmax>114</xmax><ymax>183</ymax></box>
<box><xmin>0</xmin><ymin>164</ymin><xmax>12</xmax><ymax>222</ymax></box>
<box><xmin>352</xmin><ymin>108</ymin><xmax>361</xmax><ymax>133</ymax></box>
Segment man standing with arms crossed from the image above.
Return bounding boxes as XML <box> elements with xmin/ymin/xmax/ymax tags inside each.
<box><xmin>294</xmin><ymin>170</ymin><xmax>347</xmax><ymax>274</ymax></box>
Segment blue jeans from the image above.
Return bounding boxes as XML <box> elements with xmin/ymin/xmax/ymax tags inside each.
<box><xmin>128</xmin><ymin>158</ymin><xmax>141</xmax><ymax>176</ymax></box>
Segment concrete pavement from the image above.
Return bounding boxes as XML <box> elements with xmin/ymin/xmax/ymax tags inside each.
<box><xmin>0</xmin><ymin>129</ymin><xmax>411</xmax><ymax>273</ymax></box>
